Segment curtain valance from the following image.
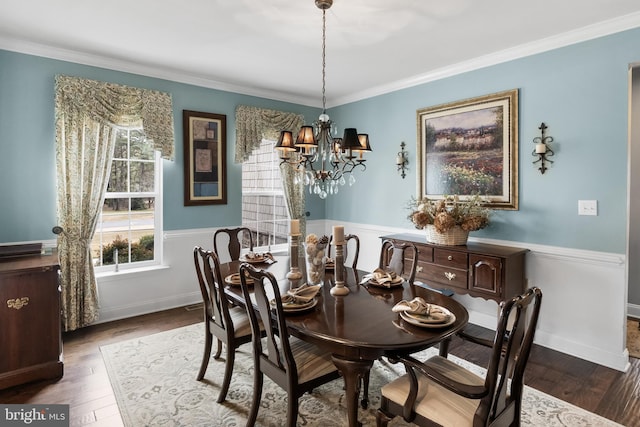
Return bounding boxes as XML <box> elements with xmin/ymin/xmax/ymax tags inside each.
<box><xmin>55</xmin><ymin>75</ymin><xmax>175</xmax><ymax>160</ymax></box>
<box><xmin>235</xmin><ymin>105</ymin><xmax>305</xmax><ymax>163</ymax></box>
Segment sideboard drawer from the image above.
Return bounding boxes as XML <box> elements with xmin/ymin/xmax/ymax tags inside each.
<box><xmin>433</xmin><ymin>248</ymin><xmax>467</xmax><ymax>270</ymax></box>
<box><xmin>418</xmin><ymin>264</ymin><xmax>467</xmax><ymax>289</ymax></box>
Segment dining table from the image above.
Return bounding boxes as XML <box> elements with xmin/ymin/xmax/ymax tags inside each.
<box><xmin>220</xmin><ymin>254</ymin><xmax>469</xmax><ymax>427</ymax></box>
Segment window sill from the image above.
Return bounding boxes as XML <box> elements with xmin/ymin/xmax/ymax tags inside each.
<box><xmin>95</xmin><ymin>264</ymin><xmax>170</xmax><ymax>282</ymax></box>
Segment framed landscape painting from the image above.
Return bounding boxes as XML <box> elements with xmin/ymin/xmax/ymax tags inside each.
<box><xmin>416</xmin><ymin>89</ymin><xmax>519</xmax><ymax>210</ymax></box>
<box><xmin>183</xmin><ymin>110</ymin><xmax>227</xmax><ymax>206</ymax></box>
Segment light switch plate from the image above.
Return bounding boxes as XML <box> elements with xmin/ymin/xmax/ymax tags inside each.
<box><xmin>578</xmin><ymin>200</ymin><xmax>598</xmax><ymax>216</ymax></box>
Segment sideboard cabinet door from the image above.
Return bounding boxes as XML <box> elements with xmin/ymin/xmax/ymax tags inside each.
<box><xmin>0</xmin><ymin>252</ymin><xmax>63</xmax><ymax>389</ymax></box>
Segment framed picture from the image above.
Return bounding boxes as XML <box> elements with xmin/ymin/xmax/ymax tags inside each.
<box><xmin>183</xmin><ymin>110</ymin><xmax>227</xmax><ymax>206</ymax></box>
<box><xmin>416</xmin><ymin>89</ymin><xmax>518</xmax><ymax>210</ymax></box>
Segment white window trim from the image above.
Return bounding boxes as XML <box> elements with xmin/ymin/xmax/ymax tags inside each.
<box><xmin>94</xmin><ymin>149</ymin><xmax>163</xmax><ymax>274</ymax></box>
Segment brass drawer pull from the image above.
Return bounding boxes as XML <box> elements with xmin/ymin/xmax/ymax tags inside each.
<box><xmin>447</xmin><ymin>255</ymin><xmax>453</xmax><ymax>261</ymax></box>
<box><xmin>416</xmin><ymin>266</ymin><xmax>423</xmax><ymax>273</ymax></box>
<box><xmin>444</xmin><ymin>272</ymin><xmax>456</xmax><ymax>281</ymax></box>
<box><xmin>7</xmin><ymin>297</ymin><xmax>29</xmax><ymax>310</ymax></box>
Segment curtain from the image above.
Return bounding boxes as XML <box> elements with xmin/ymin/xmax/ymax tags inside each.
<box><xmin>235</xmin><ymin>105</ymin><xmax>307</xmax><ymax>245</ymax></box>
<box><xmin>54</xmin><ymin>75</ymin><xmax>174</xmax><ymax>331</ymax></box>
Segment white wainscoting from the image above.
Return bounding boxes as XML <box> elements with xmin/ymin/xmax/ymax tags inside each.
<box><xmin>93</xmin><ymin>220</ymin><xmax>630</xmax><ymax>372</ymax></box>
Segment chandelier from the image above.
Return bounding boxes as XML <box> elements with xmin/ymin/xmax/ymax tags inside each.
<box><xmin>275</xmin><ymin>0</ymin><xmax>372</xmax><ymax>199</ymax></box>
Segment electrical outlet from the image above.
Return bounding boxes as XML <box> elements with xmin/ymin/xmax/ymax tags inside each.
<box><xmin>578</xmin><ymin>200</ymin><xmax>598</xmax><ymax>216</ymax></box>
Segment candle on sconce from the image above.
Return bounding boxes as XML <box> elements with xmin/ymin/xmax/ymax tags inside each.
<box><xmin>535</xmin><ymin>143</ymin><xmax>547</xmax><ymax>154</ymax></box>
<box><xmin>332</xmin><ymin>225</ymin><xmax>345</xmax><ymax>244</ymax></box>
<box><xmin>290</xmin><ymin>219</ymin><xmax>300</xmax><ymax>235</ymax></box>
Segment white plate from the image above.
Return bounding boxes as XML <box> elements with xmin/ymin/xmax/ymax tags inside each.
<box><xmin>224</xmin><ymin>274</ymin><xmax>253</xmax><ymax>286</ymax></box>
<box><xmin>404</xmin><ymin>305</ymin><xmax>453</xmax><ymax>324</ymax></box>
<box><xmin>400</xmin><ymin>310</ymin><xmax>456</xmax><ymax>328</ymax></box>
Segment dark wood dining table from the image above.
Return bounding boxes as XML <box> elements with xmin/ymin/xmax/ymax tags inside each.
<box><xmin>220</xmin><ymin>255</ymin><xmax>469</xmax><ymax>427</ymax></box>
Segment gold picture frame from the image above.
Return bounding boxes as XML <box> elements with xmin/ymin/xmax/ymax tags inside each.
<box><xmin>183</xmin><ymin>110</ymin><xmax>227</xmax><ymax>206</ymax></box>
<box><xmin>416</xmin><ymin>89</ymin><xmax>519</xmax><ymax>210</ymax></box>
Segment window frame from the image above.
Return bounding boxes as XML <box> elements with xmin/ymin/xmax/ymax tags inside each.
<box><xmin>93</xmin><ymin>127</ymin><xmax>163</xmax><ymax>273</ymax></box>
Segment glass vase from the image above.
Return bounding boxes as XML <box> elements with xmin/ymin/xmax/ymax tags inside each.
<box><xmin>304</xmin><ymin>242</ymin><xmax>327</xmax><ymax>285</ymax></box>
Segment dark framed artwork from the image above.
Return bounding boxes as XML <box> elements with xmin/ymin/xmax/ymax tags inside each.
<box><xmin>416</xmin><ymin>89</ymin><xmax>519</xmax><ymax>210</ymax></box>
<box><xmin>183</xmin><ymin>110</ymin><xmax>227</xmax><ymax>206</ymax></box>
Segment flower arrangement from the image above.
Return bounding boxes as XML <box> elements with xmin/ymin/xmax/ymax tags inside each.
<box><xmin>408</xmin><ymin>194</ymin><xmax>491</xmax><ymax>233</ymax></box>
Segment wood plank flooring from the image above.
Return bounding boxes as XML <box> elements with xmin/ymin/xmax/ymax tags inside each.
<box><xmin>0</xmin><ymin>307</ymin><xmax>638</xmax><ymax>426</ymax></box>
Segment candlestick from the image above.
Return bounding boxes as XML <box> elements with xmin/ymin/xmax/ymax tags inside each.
<box><xmin>290</xmin><ymin>219</ymin><xmax>300</xmax><ymax>235</ymax></box>
<box><xmin>287</xmin><ymin>233</ymin><xmax>303</xmax><ymax>281</ymax></box>
<box><xmin>332</xmin><ymin>225</ymin><xmax>344</xmax><ymax>245</ymax></box>
<box><xmin>330</xmin><ymin>242</ymin><xmax>349</xmax><ymax>296</ymax></box>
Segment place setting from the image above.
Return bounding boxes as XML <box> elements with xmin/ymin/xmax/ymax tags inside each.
<box><xmin>239</xmin><ymin>251</ymin><xmax>277</xmax><ymax>265</ymax></box>
<box><xmin>360</xmin><ymin>268</ymin><xmax>404</xmax><ymax>288</ymax></box>
<box><xmin>271</xmin><ymin>283</ymin><xmax>322</xmax><ymax>314</ymax></box>
<box><xmin>224</xmin><ymin>271</ymin><xmax>254</xmax><ymax>286</ymax></box>
<box><xmin>392</xmin><ymin>296</ymin><xmax>456</xmax><ymax>328</ymax></box>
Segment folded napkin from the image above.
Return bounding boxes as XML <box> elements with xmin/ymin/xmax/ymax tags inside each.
<box><xmin>226</xmin><ymin>272</ymin><xmax>253</xmax><ymax>285</ymax></box>
<box><xmin>360</xmin><ymin>268</ymin><xmax>399</xmax><ymax>288</ymax></box>
<box><xmin>281</xmin><ymin>283</ymin><xmax>321</xmax><ymax>304</ymax></box>
<box><xmin>392</xmin><ymin>297</ymin><xmax>449</xmax><ymax>323</ymax></box>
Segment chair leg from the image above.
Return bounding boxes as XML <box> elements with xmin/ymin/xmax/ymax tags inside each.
<box><xmin>286</xmin><ymin>394</ymin><xmax>299</xmax><ymax>427</ymax></box>
<box><xmin>217</xmin><ymin>346</ymin><xmax>235</xmax><ymax>403</ymax></box>
<box><xmin>196</xmin><ymin>332</ymin><xmax>213</xmax><ymax>380</ymax></box>
<box><xmin>246</xmin><ymin>372</ymin><xmax>263</xmax><ymax>427</ymax></box>
<box><xmin>361</xmin><ymin>371</ymin><xmax>370</xmax><ymax>409</ymax></box>
<box><xmin>213</xmin><ymin>338</ymin><xmax>223</xmax><ymax>359</ymax></box>
<box><xmin>376</xmin><ymin>408</ymin><xmax>391</xmax><ymax>427</ymax></box>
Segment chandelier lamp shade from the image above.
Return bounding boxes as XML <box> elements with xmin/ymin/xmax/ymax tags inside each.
<box><xmin>275</xmin><ymin>0</ymin><xmax>372</xmax><ymax>199</ymax></box>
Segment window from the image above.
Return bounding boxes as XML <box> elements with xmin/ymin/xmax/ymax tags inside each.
<box><xmin>92</xmin><ymin>127</ymin><xmax>162</xmax><ymax>270</ymax></box>
<box><xmin>242</xmin><ymin>138</ymin><xmax>289</xmax><ymax>252</ymax></box>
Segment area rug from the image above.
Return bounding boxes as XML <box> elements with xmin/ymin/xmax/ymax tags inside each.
<box><xmin>628</xmin><ymin>318</ymin><xmax>640</xmax><ymax>359</ymax></box>
<box><xmin>101</xmin><ymin>323</ymin><xmax>622</xmax><ymax>427</ymax></box>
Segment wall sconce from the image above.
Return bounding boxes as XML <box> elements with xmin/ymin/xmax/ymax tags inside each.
<box><xmin>532</xmin><ymin>122</ymin><xmax>555</xmax><ymax>174</ymax></box>
<box><xmin>396</xmin><ymin>142</ymin><xmax>409</xmax><ymax>179</ymax></box>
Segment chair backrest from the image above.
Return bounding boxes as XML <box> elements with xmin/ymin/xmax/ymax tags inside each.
<box><xmin>239</xmin><ymin>263</ymin><xmax>297</xmax><ymax>388</ymax></box>
<box><xmin>213</xmin><ymin>227</ymin><xmax>255</xmax><ymax>262</ymax></box>
<box><xmin>378</xmin><ymin>239</ymin><xmax>418</xmax><ymax>285</ymax></box>
<box><xmin>328</xmin><ymin>233</ymin><xmax>360</xmax><ymax>270</ymax></box>
<box><xmin>479</xmin><ymin>287</ymin><xmax>543</xmax><ymax>424</ymax></box>
<box><xmin>193</xmin><ymin>246</ymin><xmax>234</xmax><ymax>334</ymax></box>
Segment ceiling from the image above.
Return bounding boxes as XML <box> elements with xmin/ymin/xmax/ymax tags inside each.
<box><xmin>2</xmin><ymin>0</ymin><xmax>640</xmax><ymax>108</ymax></box>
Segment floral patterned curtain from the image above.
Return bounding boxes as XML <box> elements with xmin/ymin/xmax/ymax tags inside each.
<box><xmin>235</xmin><ymin>105</ymin><xmax>307</xmax><ymax>243</ymax></box>
<box><xmin>54</xmin><ymin>75</ymin><xmax>174</xmax><ymax>331</ymax></box>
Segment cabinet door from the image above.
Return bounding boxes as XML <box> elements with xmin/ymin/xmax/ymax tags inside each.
<box><xmin>0</xmin><ymin>268</ymin><xmax>60</xmax><ymax>374</ymax></box>
<box><xmin>469</xmin><ymin>255</ymin><xmax>502</xmax><ymax>298</ymax></box>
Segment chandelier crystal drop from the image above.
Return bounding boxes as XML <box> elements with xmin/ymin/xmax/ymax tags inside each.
<box><xmin>275</xmin><ymin>0</ymin><xmax>372</xmax><ymax>199</ymax></box>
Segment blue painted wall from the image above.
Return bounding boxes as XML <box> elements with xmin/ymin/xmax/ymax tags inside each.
<box><xmin>1</xmin><ymin>26</ymin><xmax>639</xmax><ymax>253</ymax></box>
<box><xmin>0</xmin><ymin>49</ymin><xmax>324</xmax><ymax>243</ymax></box>
<box><xmin>326</xmin><ymin>28</ymin><xmax>640</xmax><ymax>253</ymax></box>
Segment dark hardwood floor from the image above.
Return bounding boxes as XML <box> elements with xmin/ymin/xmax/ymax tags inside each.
<box><xmin>1</xmin><ymin>307</ymin><xmax>638</xmax><ymax>426</ymax></box>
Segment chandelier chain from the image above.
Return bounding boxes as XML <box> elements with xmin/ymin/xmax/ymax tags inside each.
<box><xmin>321</xmin><ymin>8</ymin><xmax>327</xmax><ymax>113</ymax></box>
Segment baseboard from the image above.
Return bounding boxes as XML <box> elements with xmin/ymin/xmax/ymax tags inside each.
<box><xmin>627</xmin><ymin>303</ymin><xmax>640</xmax><ymax>319</ymax></box>
<box><xmin>95</xmin><ymin>292</ymin><xmax>201</xmax><ymax>325</ymax></box>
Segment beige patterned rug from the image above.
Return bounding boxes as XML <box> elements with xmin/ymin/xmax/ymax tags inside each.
<box><xmin>101</xmin><ymin>323</ymin><xmax>622</xmax><ymax>427</ymax></box>
<box><xmin>629</xmin><ymin>318</ymin><xmax>640</xmax><ymax>359</ymax></box>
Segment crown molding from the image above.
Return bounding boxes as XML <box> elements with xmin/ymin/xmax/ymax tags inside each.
<box><xmin>2</xmin><ymin>11</ymin><xmax>640</xmax><ymax>109</ymax></box>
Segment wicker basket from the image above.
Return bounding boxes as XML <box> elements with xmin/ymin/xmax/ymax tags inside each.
<box><xmin>425</xmin><ymin>225</ymin><xmax>469</xmax><ymax>245</ymax></box>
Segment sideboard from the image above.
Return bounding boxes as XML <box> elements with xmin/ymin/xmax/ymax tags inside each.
<box><xmin>0</xmin><ymin>251</ymin><xmax>63</xmax><ymax>389</ymax></box>
<box><xmin>380</xmin><ymin>233</ymin><xmax>528</xmax><ymax>302</ymax></box>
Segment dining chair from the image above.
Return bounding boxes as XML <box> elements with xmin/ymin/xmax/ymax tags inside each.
<box><xmin>328</xmin><ymin>233</ymin><xmax>360</xmax><ymax>269</ymax></box>
<box><xmin>239</xmin><ymin>263</ymin><xmax>342</xmax><ymax>427</ymax></box>
<box><xmin>378</xmin><ymin>239</ymin><xmax>418</xmax><ymax>286</ymax></box>
<box><xmin>213</xmin><ymin>227</ymin><xmax>254</xmax><ymax>263</ymax></box>
<box><xmin>192</xmin><ymin>246</ymin><xmax>255</xmax><ymax>403</ymax></box>
<box><xmin>376</xmin><ymin>287</ymin><xmax>543</xmax><ymax>427</ymax></box>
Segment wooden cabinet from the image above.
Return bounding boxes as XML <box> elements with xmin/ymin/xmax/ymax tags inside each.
<box><xmin>0</xmin><ymin>252</ymin><xmax>63</xmax><ymax>389</ymax></box>
<box><xmin>381</xmin><ymin>234</ymin><xmax>528</xmax><ymax>302</ymax></box>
